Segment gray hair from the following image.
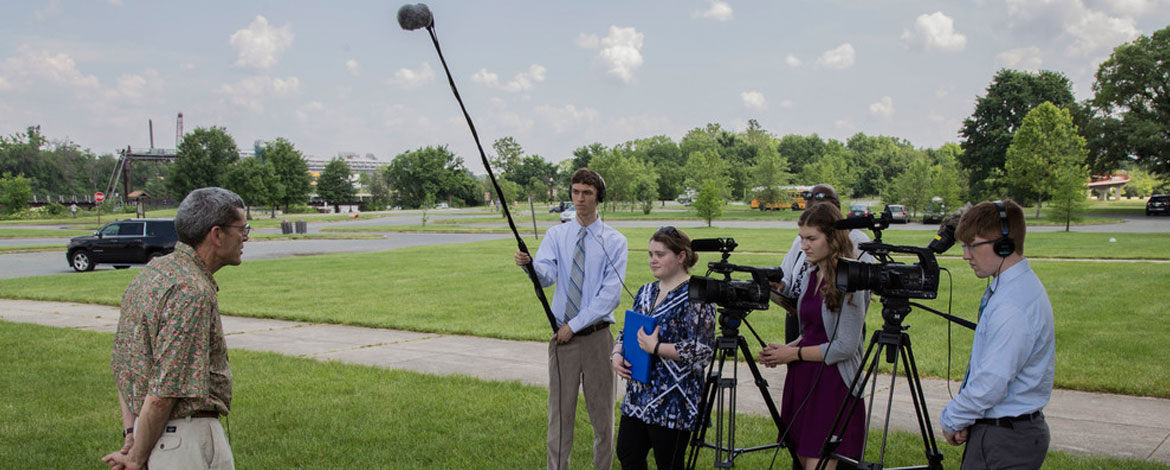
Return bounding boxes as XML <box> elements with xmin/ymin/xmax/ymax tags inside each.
<box><xmin>175</xmin><ymin>187</ymin><xmax>245</xmax><ymax>247</ymax></box>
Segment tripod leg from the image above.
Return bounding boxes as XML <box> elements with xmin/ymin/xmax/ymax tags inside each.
<box><xmin>899</xmin><ymin>335</ymin><xmax>945</xmax><ymax>469</ymax></box>
<box><xmin>815</xmin><ymin>330</ymin><xmax>884</xmax><ymax>470</ymax></box>
<box><xmin>687</xmin><ymin>345</ymin><xmax>726</xmax><ymax>470</ymax></box>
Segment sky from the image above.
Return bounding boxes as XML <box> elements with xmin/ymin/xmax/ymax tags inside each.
<box><xmin>2</xmin><ymin>0</ymin><xmax>1169</xmax><ymax>174</ymax></box>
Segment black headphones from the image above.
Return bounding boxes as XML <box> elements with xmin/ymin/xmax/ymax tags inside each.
<box><xmin>993</xmin><ymin>201</ymin><xmax>1016</xmax><ymax>257</ymax></box>
<box><xmin>571</xmin><ymin>169</ymin><xmax>607</xmax><ymax>203</ymax></box>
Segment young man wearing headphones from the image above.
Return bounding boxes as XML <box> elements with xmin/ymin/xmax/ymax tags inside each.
<box><xmin>940</xmin><ymin>199</ymin><xmax>1055</xmax><ymax>470</ymax></box>
<box><xmin>515</xmin><ymin>168</ymin><xmax>628</xmax><ymax>470</ymax></box>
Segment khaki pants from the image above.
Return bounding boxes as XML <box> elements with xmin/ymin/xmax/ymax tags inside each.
<box><xmin>142</xmin><ymin>416</ymin><xmax>234</xmax><ymax>470</ymax></box>
<box><xmin>548</xmin><ymin>329</ymin><xmax>616</xmax><ymax>470</ymax></box>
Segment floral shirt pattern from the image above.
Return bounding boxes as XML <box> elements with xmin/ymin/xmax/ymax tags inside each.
<box><xmin>111</xmin><ymin>242</ymin><xmax>231</xmax><ymax>419</ymax></box>
<box><xmin>618</xmin><ymin>281</ymin><xmax>716</xmax><ymax>431</ymax></box>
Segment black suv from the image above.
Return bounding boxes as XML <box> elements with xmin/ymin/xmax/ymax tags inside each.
<box><xmin>66</xmin><ymin>219</ymin><xmax>179</xmax><ymax>272</ymax></box>
<box><xmin>1147</xmin><ymin>195</ymin><xmax>1169</xmax><ymax>216</ymax></box>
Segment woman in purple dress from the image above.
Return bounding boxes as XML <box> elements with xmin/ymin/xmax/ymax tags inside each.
<box><xmin>759</xmin><ymin>203</ymin><xmax>869</xmax><ymax>470</ymax></box>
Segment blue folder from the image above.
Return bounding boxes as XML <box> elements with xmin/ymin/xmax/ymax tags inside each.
<box><xmin>622</xmin><ymin>310</ymin><xmax>658</xmax><ymax>383</ymax></box>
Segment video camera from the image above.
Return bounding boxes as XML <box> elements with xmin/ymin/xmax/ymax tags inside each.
<box><xmin>833</xmin><ymin>214</ymin><xmax>956</xmax><ymax>300</ymax></box>
<box><xmin>687</xmin><ymin>237</ymin><xmax>783</xmax><ymax>314</ymax></box>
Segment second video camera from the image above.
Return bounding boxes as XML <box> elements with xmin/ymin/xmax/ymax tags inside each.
<box><xmin>687</xmin><ymin>237</ymin><xmax>783</xmax><ymax>313</ymax></box>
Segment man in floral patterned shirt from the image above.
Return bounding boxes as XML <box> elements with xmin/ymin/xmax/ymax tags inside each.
<box><xmin>102</xmin><ymin>187</ymin><xmax>249</xmax><ymax>470</ymax></box>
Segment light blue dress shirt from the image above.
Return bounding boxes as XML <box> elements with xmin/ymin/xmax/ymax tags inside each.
<box><xmin>528</xmin><ymin>217</ymin><xmax>628</xmax><ymax>333</ymax></box>
<box><xmin>940</xmin><ymin>259</ymin><xmax>1056</xmax><ymax>434</ymax></box>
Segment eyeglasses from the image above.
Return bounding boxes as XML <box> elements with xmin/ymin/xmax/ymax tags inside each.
<box><xmin>656</xmin><ymin>226</ymin><xmax>679</xmax><ymax>237</ymax></box>
<box><xmin>218</xmin><ymin>223</ymin><xmax>251</xmax><ymax>236</ymax></box>
<box><xmin>960</xmin><ymin>239</ymin><xmax>995</xmax><ymax>251</ymax></box>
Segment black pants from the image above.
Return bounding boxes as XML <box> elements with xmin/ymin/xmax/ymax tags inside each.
<box><xmin>616</xmin><ymin>414</ymin><xmax>690</xmax><ymax>470</ymax></box>
<box><xmin>961</xmin><ymin>415</ymin><xmax>1050</xmax><ymax>470</ymax></box>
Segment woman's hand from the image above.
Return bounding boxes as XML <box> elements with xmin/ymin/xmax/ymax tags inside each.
<box><xmin>611</xmin><ymin>351</ymin><xmax>632</xmax><ymax>379</ymax></box>
<box><xmin>759</xmin><ymin>343</ymin><xmax>799</xmax><ymax>367</ymax></box>
<box><xmin>637</xmin><ymin>326</ymin><xmax>660</xmax><ymax>354</ymax></box>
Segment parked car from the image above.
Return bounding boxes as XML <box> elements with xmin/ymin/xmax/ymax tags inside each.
<box><xmin>1147</xmin><ymin>194</ymin><xmax>1169</xmax><ymax>216</ymax></box>
<box><xmin>549</xmin><ymin>201</ymin><xmax>571</xmax><ymax>213</ymax></box>
<box><xmin>884</xmin><ymin>204</ymin><xmax>910</xmax><ymax>224</ymax></box>
<box><xmin>434</xmin><ymin>202</ymin><xmax>449</xmax><ymax>209</ymax></box>
<box><xmin>922</xmin><ymin>197</ymin><xmax>946</xmax><ymax>224</ymax></box>
<box><xmin>847</xmin><ymin>204</ymin><xmax>869</xmax><ymax>218</ymax></box>
<box><xmin>559</xmin><ymin>206</ymin><xmax>577</xmax><ymax>223</ymax></box>
<box><xmin>66</xmin><ymin>218</ymin><xmax>178</xmax><ymax>272</ymax></box>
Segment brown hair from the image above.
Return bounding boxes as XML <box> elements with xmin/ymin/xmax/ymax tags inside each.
<box><xmin>571</xmin><ymin>168</ymin><xmax>605</xmax><ymax>195</ymax></box>
<box><xmin>797</xmin><ymin>203</ymin><xmax>856</xmax><ymax>311</ymax></box>
<box><xmin>956</xmin><ymin>199</ymin><xmax>1026</xmax><ymax>256</ymax></box>
<box><xmin>650</xmin><ymin>226</ymin><xmax>698</xmax><ymax>272</ymax></box>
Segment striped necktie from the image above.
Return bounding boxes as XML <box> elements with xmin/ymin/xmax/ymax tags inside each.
<box><xmin>564</xmin><ymin>228</ymin><xmax>587</xmax><ymax>324</ymax></box>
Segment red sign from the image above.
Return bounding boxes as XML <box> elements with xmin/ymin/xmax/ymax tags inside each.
<box><xmin>94</xmin><ymin>192</ymin><xmax>105</xmax><ymax>202</ymax></box>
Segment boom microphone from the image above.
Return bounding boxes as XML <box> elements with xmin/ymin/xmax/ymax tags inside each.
<box><xmin>397</xmin><ymin>3</ymin><xmax>433</xmax><ymax>30</ymax></box>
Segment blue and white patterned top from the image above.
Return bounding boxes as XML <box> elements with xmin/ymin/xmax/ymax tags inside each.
<box><xmin>618</xmin><ymin>281</ymin><xmax>717</xmax><ymax>431</ymax></box>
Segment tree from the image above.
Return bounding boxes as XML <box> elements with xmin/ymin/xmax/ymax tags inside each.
<box><xmin>959</xmin><ymin>69</ymin><xmax>1077</xmax><ymax>200</ymax></box>
<box><xmin>385</xmin><ymin>146</ymin><xmax>480</xmax><ymax>209</ymax></box>
<box><xmin>1005</xmin><ymin>102</ymin><xmax>1089</xmax><ymax>217</ymax></box>
<box><xmin>590</xmin><ymin>148</ymin><xmax>658</xmax><ymax>212</ymax></box>
<box><xmin>362</xmin><ymin>171</ymin><xmax>391</xmax><ymax>210</ymax></box>
<box><xmin>224</xmin><ymin>158</ymin><xmax>283</xmax><ymax>219</ymax></box>
<box><xmin>846</xmin><ymin>133</ymin><xmax>918</xmax><ymax>197</ymax></box>
<box><xmin>777</xmin><ymin>134</ymin><xmax>827</xmax><ymax>176</ymax></box>
<box><xmin>798</xmin><ymin>144</ymin><xmax>856</xmax><ymax>198</ymax></box>
<box><xmin>883</xmin><ymin>157</ymin><xmax>932</xmax><ymax>217</ymax></box>
<box><xmin>491</xmin><ymin>136</ymin><xmax>525</xmax><ymax>176</ymax></box>
<box><xmin>316</xmin><ymin>158</ymin><xmax>355</xmax><ymax>212</ymax></box>
<box><xmin>168</xmin><ymin>127</ymin><xmax>239</xmax><ymax>201</ymax></box>
<box><xmin>571</xmin><ymin>142</ymin><xmax>606</xmax><ymax>172</ymax></box>
<box><xmin>512</xmin><ymin>154</ymin><xmax>558</xmax><ymax>202</ymax></box>
<box><xmin>750</xmin><ymin>146</ymin><xmax>792</xmax><ymax>209</ymax></box>
<box><xmin>691</xmin><ymin>180</ymin><xmax>723</xmax><ymax>227</ymax></box>
<box><xmin>1122</xmin><ymin>167</ymin><xmax>1158</xmax><ymax>198</ymax></box>
<box><xmin>265</xmin><ymin>138</ymin><xmax>312</xmax><ymax>211</ymax></box>
<box><xmin>683</xmin><ymin>149</ymin><xmax>732</xmax><ymax>201</ymax></box>
<box><xmin>1091</xmin><ymin>25</ymin><xmax>1170</xmax><ymax>176</ymax></box>
<box><xmin>0</xmin><ymin>172</ymin><xmax>33</xmax><ymax>214</ymax></box>
<box><xmin>1047</xmin><ymin>160</ymin><xmax>1090</xmax><ymax>231</ymax></box>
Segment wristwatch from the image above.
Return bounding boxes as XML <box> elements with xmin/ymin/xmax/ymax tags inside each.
<box><xmin>123</xmin><ymin>427</ymin><xmax>134</xmax><ymax>437</ymax></box>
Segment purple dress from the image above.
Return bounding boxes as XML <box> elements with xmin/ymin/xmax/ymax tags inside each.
<box><xmin>779</xmin><ymin>269</ymin><xmax>866</xmax><ymax>459</ymax></box>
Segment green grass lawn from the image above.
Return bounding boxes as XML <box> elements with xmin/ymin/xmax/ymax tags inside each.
<box><xmin>2</xmin><ymin>322</ymin><xmax>1163</xmax><ymax>470</ymax></box>
<box><xmin>0</xmin><ymin>227</ymin><xmax>92</xmax><ymax>238</ymax></box>
<box><xmin>0</xmin><ymin>237</ymin><xmax>1165</xmax><ymax>397</ymax></box>
<box><xmin>0</xmin><ymin>244</ymin><xmax>62</xmax><ymax>253</ymax></box>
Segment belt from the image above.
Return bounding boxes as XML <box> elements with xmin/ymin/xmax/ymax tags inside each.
<box><xmin>190</xmin><ymin>410</ymin><xmax>221</xmax><ymax>419</ymax></box>
<box><xmin>574</xmin><ymin>322</ymin><xmax>612</xmax><ymax>337</ymax></box>
<box><xmin>975</xmin><ymin>410</ymin><xmax>1043</xmax><ymax>428</ymax></box>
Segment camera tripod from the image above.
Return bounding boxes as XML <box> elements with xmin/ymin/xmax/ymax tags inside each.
<box><xmin>686</xmin><ymin>309</ymin><xmax>793</xmax><ymax>469</ymax></box>
<box><xmin>815</xmin><ymin>296</ymin><xmax>947</xmax><ymax>470</ymax></box>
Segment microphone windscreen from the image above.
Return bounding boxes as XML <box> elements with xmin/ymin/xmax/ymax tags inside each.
<box><xmin>397</xmin><ymin>3</ymin><xmax>433</xmax><ymax>30</ymax></box>
<box><xmin>834</xmin><ymin>215</ymin><xmax>873</xmax><ymax>230</ymax></box>
<box><xmin>690</xmin><ymin>238</ymin><xmax>727</xmax><ymax>252</ymax></box>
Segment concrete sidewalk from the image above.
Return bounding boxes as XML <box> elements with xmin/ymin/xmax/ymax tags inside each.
<box><xmin>2</xmin><ymin>299</ymin><xmax>1167</xmax><ymax>465</ymax></box>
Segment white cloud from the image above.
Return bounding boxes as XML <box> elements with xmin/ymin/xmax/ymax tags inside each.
<box><xmin>296</xmin><ymin>101</ymin><xmax>325</xmax><ymax>122</ymax></box>
<box><xmin>741</xmin><ymin>91</ymin><xmax>766</xmax><ymax>110</ymax></box>
<box><xmin>1088</xmin><ymin>0</ymin><xmax>1169</xmax><ymax>16</ymax></box>
<box><xmin>1064</xmin><ymin>9</ymin><xmax>1139</xmax><ymax>56</ymax></box>
<box><xmin>216</xmin><ymin>75</ymin><xmax>301</xmax><ymax>112</ymax></box>
<box><xmin>535</xmin><ymin>104</ymin><xmax>599</xmax><ymax>133</ymax></box>
<box><xmin>475</xmin><ymin>64</ymin><xmax>547</xmax><ymax>92</ymax></box>
<box><xmin>692</xmin><ymin>0</ymin><xmax>734</xmax><ymax>21</ymax></box>
<box><xmin>901</xmin><ymin>12</ymin><xmax>967</xmax><ymax>52</ymax></box>
<box><xmin>996</xmin><ymin>46</ymin><xmax>1044</xmax><ymax>70</ymax></box>
<box><xmin>593</xmin><ymin>26</ymin><xmax>644</xmax><ymax>83</ymax></box>
<box><xmin>575</xmin><ymin>33</ymin><xmax>600</xmax><ymax>49</ymax></box>
<box><xmin>34</xmin><ymin>0</ymin><xmax>61</xmax><ymax>20</ymax></box>
<box><xmin>0</xmin><ymin>45</ymin><xmax>100</xmax><ymax>91</ymax></box>
<box><xmin>230</xmin><ymin>16</ymin><xmax>294</xmax><ymax>70</ymax></box>
<box><xmin>486</xmin><ymin>98</ymin><xmax>534</xmax><ymax>132</ymax></box>
<box><xmin>785</xmin><ymin>54</ymin><xmax>802</xmax><ymax>67</ymax></box>
<box><xmin>346</xmin><ymin>59</ymin><xmax>360</xmax><ymax>76</ymax></box>
<box><xmin>869</xmin><ymin>96</ymin><xmax>895</xmax><ymax>120</ymax></box>
<box><xmin>386</xmin><ymin>62</ymin><xmax>434</xmax><ymax>89</ymax></box>
<box><xmin>778</xmin><ymin>99</ymin><xmax>793</xmax><ymax>109</ymax></box>
<box><xmin>834</xmin><ymin>120</ymin><xmax>855</xmax><ymax>131</ymax></box>
<box><xmin>817</xmin><ymin>43</ymin><xmax>855</xmax><ymax>69</ymax></box>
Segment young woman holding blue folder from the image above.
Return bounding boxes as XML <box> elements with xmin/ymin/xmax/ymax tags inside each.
<box><xmin>611</xmin><ymin>226</ymin><xmax>717</xmax><ymax>470</ymax></box>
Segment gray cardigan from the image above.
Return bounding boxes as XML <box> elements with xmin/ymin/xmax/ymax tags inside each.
<box><xmin>795</xmin><ymin>268</ymin><xmax>869</xmax><ymax>397</ymax></box>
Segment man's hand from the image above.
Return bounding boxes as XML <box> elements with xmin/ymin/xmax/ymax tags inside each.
<box><xmin>120</xmin><ymin>432</ymin><xmax>134</xmax><ymax>455</ymax></box>
<box><xmin>101</xmin><ymin>450</ymin><xmax>142</xmax><ymax>470</ymax></box>
<box><xmin>943</xmin><ymin>428</ymin><xmax>968</xmax><ymax>446</ymax></box>
<box><xmin>611</xmin><ymin>352</ymin><xmax>632</xmax><ymax>379</ymax></box>
<box><xmin>553</xmin><ymin>324</ymin><xmax>574</xmax><ymax>344</ymax></box>
<box><xmin>514</xmin><ymin>250</ymin><xmax>531</xmax><ymax>266</ymax></box>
